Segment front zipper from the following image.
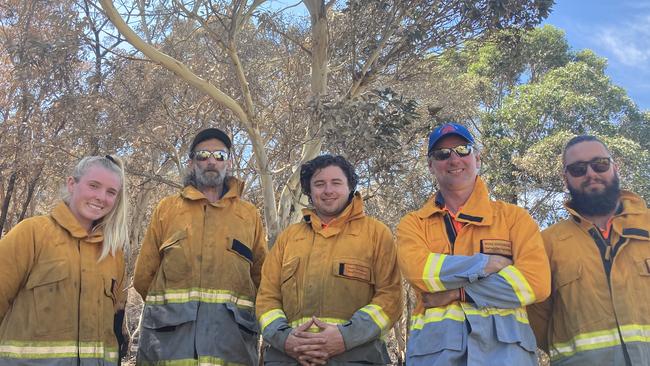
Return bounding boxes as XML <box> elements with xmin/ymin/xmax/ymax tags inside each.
<box><xmin>608</xmin><ymin>235</ymin><xmax>633</xmax><ymax>366</ymax></box>
<box><xmin>588</xmin><ymin>227</ymin><xmax>633</xmax><ymax>366</ymax></box>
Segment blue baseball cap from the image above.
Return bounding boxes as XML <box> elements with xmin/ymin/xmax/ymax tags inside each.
<box><xmin>428</xmin><ymin>123</ymin><xmax>475</xmax><ymax>153</ymax></box>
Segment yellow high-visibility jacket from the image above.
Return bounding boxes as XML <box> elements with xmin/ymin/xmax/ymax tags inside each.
<box><xmin>133</xmin><ymin>178</ymin><xmax>267</xmax><ymax>365</ymax></box>
<box><xmin>0</xmin><ymin>202</ymin><xmax>126</xmax><ymax>365</ymax></box>
<box><xmin>256</xmin><ymin>193</ymin><xmax>403</xmax><ymax>364</ymax></box>
<box><xmin>528</xmin><ymin>190</ymin><xmax>650</xmax><ymax>365</ymax></box>
<box><xmin>396</xmin><ymin>177</ymin><xmax>550</xmax><ymax>366</ymax></box>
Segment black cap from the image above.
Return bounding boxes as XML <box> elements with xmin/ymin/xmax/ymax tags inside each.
<box><xmin>189</xmin><ymin>128</ymin><xmax>232</xmax><ymax>157</ymax></box>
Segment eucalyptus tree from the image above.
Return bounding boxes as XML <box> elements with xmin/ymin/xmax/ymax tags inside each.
<box><xmin>97</xmin><ymin>0</ymin><xmax>553</xmax><ymax>241</ymax></box>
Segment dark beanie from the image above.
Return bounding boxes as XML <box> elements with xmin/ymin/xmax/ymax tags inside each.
<box><xmin>189</xmin><ymin>128</ymin><xmax>232</xmax><ymax>156</ymax></box>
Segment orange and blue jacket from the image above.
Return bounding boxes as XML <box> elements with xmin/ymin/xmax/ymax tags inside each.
<box><xmin>396</xmin><ymin>177</ymin><xmax>550</xmax><ymax>365</ymax></box>
<box><xmin>528</xmin><ymin>190</ymin><xmax>650</xmax><ymax>365</ymax></box>
<box><xmin>133</xmin><ymin>178</ymin><xmax>267</xmax><ymax>365</ymax></box>
<box><xmin>256</xmin><ymin>193</ymin><xmax>403</xmax><ymax>364</ymax></box>
<box><xmin>0</xmin><ymin>202</ymin><xmax>126</xmax><ymax>365</ymax></box>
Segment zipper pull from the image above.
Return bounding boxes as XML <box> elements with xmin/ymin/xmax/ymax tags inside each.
<box><xmin>605</xmin><ymin>245</ymin><xmax>612</xmax><ymax>261</ymax></box>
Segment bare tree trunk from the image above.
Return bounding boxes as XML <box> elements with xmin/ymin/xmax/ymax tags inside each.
<box><xmin>99</xmin><ymin>0</ymin><xmax>282</xmax><ymax>245</ymax></box>
<box><xmin>17</xmin><ymin>173</ymin><xmax>40</xmax><ymax>222</ymax></box>
<box><xmin>0</xmin><ymin>172</ymin><xmax>18</xmax><ymax>237</ymax></box>
<box><xmin>276</xmin><ymin>0</ymin><xmax>329</xmax><ymax>231</ymax></box>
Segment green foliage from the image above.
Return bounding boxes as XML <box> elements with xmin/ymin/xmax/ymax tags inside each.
<box><xmin>428</xmin><ymin>25</ymin><xmax>649</xmax><ymax>223</ymax></box>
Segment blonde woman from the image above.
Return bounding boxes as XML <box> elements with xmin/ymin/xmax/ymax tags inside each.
<box><xmin>0</xmin><ymin>155</ymin><xmax>130</xmax><ymax>365</ymax></box>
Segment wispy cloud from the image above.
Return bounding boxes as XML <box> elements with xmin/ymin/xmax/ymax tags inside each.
<box><xmin>597</xmin><ymin>14</ymin><xmax>650</xmax><ymax>67</ymax></box>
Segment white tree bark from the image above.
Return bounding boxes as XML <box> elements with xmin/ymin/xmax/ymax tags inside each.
<box><xmin>99</xmin><ymin>0</ymin><xmax>281</xmax><ymax>241</ymax></box>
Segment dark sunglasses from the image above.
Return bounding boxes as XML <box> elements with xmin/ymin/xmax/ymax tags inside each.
<box><xmin>429</xmin><ymin>144</ymin><xmax>473</xmax><ymax>161</ymax></box>
<box><xmin>191</xmin><ymin>150</ymin><xmax>229</xmax><ymax>162</ymax></box>
<box><xmin>565</xmin><ymin>157</ymin><xmax>611</xmax><ymax>177</ymax></box>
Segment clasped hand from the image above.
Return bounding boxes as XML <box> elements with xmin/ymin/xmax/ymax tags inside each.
<box><xmin>284</xmin><ymin>316</ymin><xmax>346</xmax><ymax>366</ymax></box>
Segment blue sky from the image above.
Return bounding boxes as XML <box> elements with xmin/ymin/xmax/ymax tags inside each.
<box><xmin>544</xmin><ymin>1</ymin><xmax>650</xmax><ymax>111</ymax></box>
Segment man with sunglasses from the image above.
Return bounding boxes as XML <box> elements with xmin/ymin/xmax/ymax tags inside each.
<box><xmin>528</xmin><ymin>135</ymin><xmax>650</xmax><ymax>365</ymax></box>
<box><xmin>396</xmin><ymin>123</ymin><xmax>551</xmax><ymax>365</ymax></box>
<box><xmin>134</xmin><ymin>128</ymin><xmax>268</xmax><ymax>365</ymax></box>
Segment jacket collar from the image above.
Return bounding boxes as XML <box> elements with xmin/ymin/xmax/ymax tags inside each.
<box><xmin>50</xmin><ymin>201</ymin><xmax>104</xmax><ymax>243</ymax></box>
<box><xmin>302</xmin><ymin>192</ymin><xmax>365</xmax><ymax>238</ymax></box>
<box><xmin>566</xmin><ymin>190</ymin><xmax>649</xmax><ymax>241</ymax></box>
<box><xmin>181</xmin><ymin>177</ymin><xmax>244</xmax><ymax>207</ymax></box>
<box><xmin>415</xmin><ymin>176</ymin><xmax>493</xmax><ymax>226</ymax></box>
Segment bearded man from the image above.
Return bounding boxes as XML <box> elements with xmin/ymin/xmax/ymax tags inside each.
<box><xmin>134</xmin><ymin>128</ymin><xmax>268</xmax><ymax>365</ymax></box>
<box><xmin>528</xmin><ymin>135</ymin><xmax>650</xmax><ymax>366</ymax></box>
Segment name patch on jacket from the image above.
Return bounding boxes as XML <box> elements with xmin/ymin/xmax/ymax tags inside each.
<box><xmin>480</xmin><ymin>239</ymin><xmax>513</xmax><ymax>259</ymax></box>
<box><xmin>338</xmin><ymin>262</ymin><xmax>371</xmax><ymax>282</ymax></box>
<box><xmin>229</xmin><ymin>238</ymin><xmax>253</xmax><ymax>264</ymax></box>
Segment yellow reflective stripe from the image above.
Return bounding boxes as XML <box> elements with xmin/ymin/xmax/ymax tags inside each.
<box><xmin>498</xmin><ymin>265</ymin><xmax>535</xmax><ymax>305</ymax></box>
<box><xmin>145</xmin><ymin>288</ymin><xmax>254</xmax><ymax>308</ymax></box>
<box><xmin>290</xmin><ymin>317</ymin><xmax>347</xmax><ymax>333</ymax></box>
<box><xmin>359</xmin><ymin>304</ymin><xmax>390</xmax><ymax>332</ymax></box>
<box><xmin>550</xmin><ymin>328</ymin><xmax>621</xmax><ymax>360</ymax></box>
<box><xmin>259</xmin><ymin>308</ymin><xmax>287</xmax><ymax>332</ymax></box>
<box><xmin>0</xmin><ymin>341</ymin><xmax>117</xmax><ymax>361</ymax></box>
<box><xmin>423</xmin><ymin>253</ymin><xmax>446</xmax><ymax>292</ymax></box>
<box><xmin>620</xmin><ymin>324</ymin><xmax>650</xmax><ymax>343</ymax></box>
<box><xmin>410</xmin><ymin>304</ymin><xmax>465</xmax><ymax>330</ymax></box>
<box><xmin>462</xmin><ymin>304</ymin><xmax>529</xmax><ymax>324</ymax></box>
<box><xmin>139</xmin><ymin>357</ymin><xmax>246</xmax><ymax>366</ymax></box>
<box><xmin>410</xmin><ymin>303</ymin><xmax>530</xmax><ymax>331</ymax></box>
<box><xmin>198</xmin><ymin>355</ymin><xmax>246</xmax><ymax>366</ymax></box>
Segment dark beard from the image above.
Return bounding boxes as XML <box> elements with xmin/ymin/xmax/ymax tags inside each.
<box><xmin>568</xmin><ymin>175</ymin><xmax>620</xmax><ymax>216</ymax></box>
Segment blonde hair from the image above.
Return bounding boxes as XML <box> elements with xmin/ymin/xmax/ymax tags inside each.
<box><xmin>63</xmin><ymin>155</ymin><xmax>129</xmax><ymax>261</ymax></box>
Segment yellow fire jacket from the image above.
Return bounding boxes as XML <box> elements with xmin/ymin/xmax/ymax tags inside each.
<box><xmin>0</xmin><ymin>201</ymin><xmax>126</xmax><ymax>365</ymax></box>
<box><xmin>528</xmin><ymin>190</ymin><xmax>650</xmax><ymax>365</ymax></box>
<box><xmin>133</xmin><ymin>177</ymin><xmax>267</xmax><ymax>365</ymax></box>
<box><xmin>256</xmin><ymin>193</ymin><xmax>403</xmax><ymax>364</ymax></box>
<box><xmin>396</xmin><ymin>177</ymin><xmax>550</xmax><ymax>366</ymax></box>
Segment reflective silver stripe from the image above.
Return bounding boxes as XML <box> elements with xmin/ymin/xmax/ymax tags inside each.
<box><xmin>498</xmin><ymin>265</ymin><xmax>535</xmax><ymax>305</ymax></box>
<box><xmin>550</xmin><ymin>328</ymin><xmax>621</xmax><ymax>360</ymax></box>
<box><xmin>0</xmin><ymin>341</ymin><xmax>116</xmax><ymax>361</ymax></box>
<box><xmin>146</xmin><ymin>288</ymin><xmax>254</xmax><ymax>308</ymax></box>
<box><xmin>360</xmin><ymin>304</ymin><xmax>390</xmax><ymax>332</ymax></box>
<box><xmin>620</xmin><ymin>324</ymin><xmax>650</xmax><ymax>343</ymax></box>
<box><xmin>423</xmin><ymin>253</ymin><xmax>446</xmax><ymax>292</ymax></box>
<box><xmin>410</xmin><ymin>304</ymin><xmax>465</xmax><ymax>330</ymax></box>
<box><xmin>259</xmin><ymin>308</ymin><xmax>286</xmax><ymax>331</ymax></box>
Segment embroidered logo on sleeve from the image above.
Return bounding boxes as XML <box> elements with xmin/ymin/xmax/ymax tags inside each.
<box><xmin>480</xmin><ymin>239</ymin><xmax>513</xmax><ymax>259</ymax></box>
<box><xmin>339</xmin><ymin>263</ymin><xmax>371</xmax><ymax>282</ymax></box>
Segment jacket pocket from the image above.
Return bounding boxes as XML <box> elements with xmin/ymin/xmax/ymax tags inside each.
<box><xmin>159</xmin><ymin>230</ymin><xmax>191</xmax><ymax>287</ymax></box>
<box><xmin>103</xmin><ymin>277</ymin><xmax>119</xmax><ymax>346</ymax></box>
<box><xmin>635</xmin><ymin>258</ymin><xmax>650</xmax><ymax>277</ymax></box>
<box><xmin>327</xmin><ymin>257</ymin><xmax>374</xmax><ymax>311</ymax></box>
<box><xmin>634</xmin><ymin>258</ymin><xmax>650</xmax><ymax>316</ymax></box>
<box><xmin>225</xmin><ymin>302</ymin><xmax>259</xmax><ymax>335</ymax></box>
<box><xmin>554</xmin><ymin>262</ymin><xmax>582</xmax><ymax>289</ymax></box>
<box><xmin>227</xmin><ymin>238</ymin><xmax>253</xmax><ymax>265</ymax></box>
<box><xmin>494</xmin><ymin>316</ymin><xmax>537</xmax><ymax>353</ymax></box>
<box><xmin>141</xmin><ymin>302</ymin><xmax>197</xmax><ymax>330</ymax></box>
<box><xmin>408</xmin><ymin>314</ymin><xmax>464</xmax><ymax>356</ymax></box>
<box><xmin>552</xmin><ymin>262</ymin><xmax>603</xmax><ymax>335</ymax></box>
<box><xmin>25</xmin><ymin>259</ymin><xmax>73</xmax><ymax>335</ymax></box>
<box><xmin>280</xmin><ymin>257</ymin><xmax>300</xmax><ymax>319</ymax></box>
<box><xmin>224</xmin><ymin>237</ymin><xmax>256</xmax><ymax>297</ymax></box>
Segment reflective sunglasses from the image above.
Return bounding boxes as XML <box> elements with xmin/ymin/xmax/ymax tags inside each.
<box><xmin>429</xmin><ymin>144</ymin><xmax>474</xmax><ymax>161</ymax></box>
<box><xmin>564</xmin><ymin>157</ymin><xmax>611</xmax><ymax>177</ymax></box>
<box><xmin>191</xmin><ymin>150</ymin><xmax>229</xmax><ymax>161</ymax></box>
